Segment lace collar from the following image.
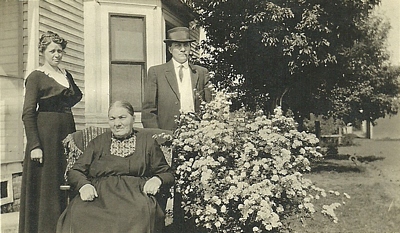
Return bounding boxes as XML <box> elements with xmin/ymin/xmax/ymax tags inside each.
<box><xmin>36</xmin><ymin>66</ymin><xmax>69</xmax><ymax>88</ymax></box>
<box><xmin>110</xmin><ymin>132</ymin><xmax>136</xmax><ymax>157</ymax></box>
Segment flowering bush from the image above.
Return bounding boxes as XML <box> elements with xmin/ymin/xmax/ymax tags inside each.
<box><xmin>162</xmin><ymin>91</ymin><xmax>348</xmax><ymax>232</ymax></box>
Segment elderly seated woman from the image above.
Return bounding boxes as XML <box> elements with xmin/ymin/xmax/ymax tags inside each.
<box><xmin>57</xmin><ymin>101</ymin><xmax>174</xmax><ymax>233</ymax></box>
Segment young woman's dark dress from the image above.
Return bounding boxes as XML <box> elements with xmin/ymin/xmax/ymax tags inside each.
<box><xmin>19</xmin><ymin>69</ymin><xmax>82</xmax><ymax>233</ymax></box>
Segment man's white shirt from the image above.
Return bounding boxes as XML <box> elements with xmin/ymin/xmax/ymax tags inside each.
<box><xmin>172</xmin><ymin>58</ymin><xmax>195</xmax><ymax>113</ymax></box>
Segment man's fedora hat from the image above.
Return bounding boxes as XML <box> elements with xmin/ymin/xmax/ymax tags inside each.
<box><xmin>164</xmin><ymin>27</ymin><xmax>196</xmax><ymax>43</ymax></box>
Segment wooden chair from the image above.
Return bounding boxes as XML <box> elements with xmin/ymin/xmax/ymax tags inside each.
<box><xmin>60</xmin><ymin>126</ymin><xmax>173</xmax><ymax>211</ymax></box>
<box><xmin>60</xmin><ymin>126</ymin><xmax>109</xmax><ymax>198</ymax></box>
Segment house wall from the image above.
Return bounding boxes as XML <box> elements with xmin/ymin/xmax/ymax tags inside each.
<box><xmin>0</xmin><ymin>0</ymin><xmax>24</xmax><ymax>163</ymax></box>
<box><xmin>84</xmin><ymin>0</ymin><xmax>165</xmax><ymax>127</ymax></box>
<box><xmin>0</xmin><ymin>76</ymin><xmax>24</xmax><ymax>209</ymax></box>
<box><xmin>0</xmin><ymin>77</ymin><xmax>24</xmax><ymax>164</ymax></box>
<box><xmin>0</xmin><ymin>0</ymin><xmax>22</xmax><ymax>77</ymax></box>
<box><xmin>0</xmin><ymin>0</ymin><xmax>24</xmax><ymax>208</ymax></box>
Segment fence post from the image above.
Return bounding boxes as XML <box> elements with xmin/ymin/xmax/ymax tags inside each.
<box><xmin>315</xmin><ymin>120</ymin><xmax>321</xmax><ymax>139</ymax></box>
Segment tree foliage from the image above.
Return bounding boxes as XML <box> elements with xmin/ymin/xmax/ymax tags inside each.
<box><xmin>186</xmin><ymin>0</ymin><xmax>399</xmax><ymax>124</ymax></box>
<box><xmin>327</xmin><ymin>15</ymin><xmax>400</xmax><ymax>123</ymax></box>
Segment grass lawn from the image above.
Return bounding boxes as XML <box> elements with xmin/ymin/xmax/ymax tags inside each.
<box><xmin>288</xmin><ymin>140</ymin><xmax>400</xmax><ymax>233</ymax></box>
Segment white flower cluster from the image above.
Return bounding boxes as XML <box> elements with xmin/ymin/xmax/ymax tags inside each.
<box><xmin>166</xmin><ymin>91</ymin><xmax>343</xmax><ymax>232</ymax></box>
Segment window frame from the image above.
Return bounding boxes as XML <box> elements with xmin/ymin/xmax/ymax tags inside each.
<box><xmin>108</xmin><ymin>13</ymin><xmax>147</xmax><ymax>111</ymax></box>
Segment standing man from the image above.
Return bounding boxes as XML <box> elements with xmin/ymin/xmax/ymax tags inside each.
<box><xmin>142</xmin><ymin>26</ymin><xmax>212</xmax><ymax>232</ymax></box>
<box><xmin>142</xmin><ymin>26</ymin><xmax>212</xmax><ymax>131</ymax></box>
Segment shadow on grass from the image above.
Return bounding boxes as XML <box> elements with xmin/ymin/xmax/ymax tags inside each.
<box><xmin>356</xmin><ymin>155</ymin><xmax>385</xmax><ymax>163</ymax></box>
<box><xmin>311</xmin><ymin>153</ymin><xmax>385</xmax><ymax>173</ymax></box>
<box><xmin>324</xmin><ymin>153</ymin><xmax>385</xmax><ymax>162</ymax></box>
<box><xmin>311</xmin><ymin>160</ymin><xmax>365</xmax><ymax>173</ymax></box>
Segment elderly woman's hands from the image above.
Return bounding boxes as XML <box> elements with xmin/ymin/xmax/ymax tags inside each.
<box><xmin>143</xmin><ymin>177</ymin><xmax>162</xmax><ymax>195</ymax></box>
<box><xmin>79</xmin><ymin>184</ymin><xmax>98</xmax><ymax>201</ymax></box>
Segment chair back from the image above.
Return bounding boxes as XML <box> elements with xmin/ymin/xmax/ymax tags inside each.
<box><xmin>62</xmin><ymin>126</ymin><xmax>109</xmax><ymax>181</ymax></box>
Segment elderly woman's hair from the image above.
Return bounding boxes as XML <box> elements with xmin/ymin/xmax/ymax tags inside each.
<box><xmin>109</xmin><ymin>101</ymin><xmax>135</xmax><ymax>116</ymax></box>
<box><xmin>38</xmin><ymin>31</ymin><xmax>68</xmax><ymax>53</ymax></box>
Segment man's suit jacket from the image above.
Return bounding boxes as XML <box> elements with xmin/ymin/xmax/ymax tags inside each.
<box><xmin>142</xmin><ymin>60</ymin><xmax>212</xmax><ymax>131</ymax></box>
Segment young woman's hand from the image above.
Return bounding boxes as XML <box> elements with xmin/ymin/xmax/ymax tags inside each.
<box><xmin>30</xmin><ymin>148</ymin><xmax>43</xmax><ymax>163</ymax></box>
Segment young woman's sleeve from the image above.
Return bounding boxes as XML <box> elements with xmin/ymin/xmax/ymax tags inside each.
<box><xmin>22</xmin><ymin>72</ymin><xmax>41</xmax><ymax>152</ymax></box>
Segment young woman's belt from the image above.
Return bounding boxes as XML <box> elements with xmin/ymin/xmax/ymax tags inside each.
<box><xmin>38</xmin><ymin>105</ymin><xmax>71</xmax><ymax>113</ymax></box>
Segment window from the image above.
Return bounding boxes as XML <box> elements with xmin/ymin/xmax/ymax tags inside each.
<box><xmin>110</xmin><ymin>15</ymin><xmax>146</xmax><ymax>110</ymax></box>
<box><xmin>1</xmin><ymin>181</ymin><xmax>8</xmax><ymax>199</ymax></box>
<box><xmin>0</xmin><ymin>174</ymin><xmax>13</xmax><ymax>204</ymax></box>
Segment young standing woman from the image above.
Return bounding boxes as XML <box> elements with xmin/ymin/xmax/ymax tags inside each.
<box><xmin>19</xmin><ymin>31</ymin><xmax>82</xmax><ymax>233</ymax></box>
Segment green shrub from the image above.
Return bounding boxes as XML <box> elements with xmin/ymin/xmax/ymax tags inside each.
<box><xmin>341</xmin><ymin>134</ymin><xmax>357</xmax><ymax>147</ymax></box>
<box><xmin>162</xmin><ymin>91</ymin><xmax>348</xmax><ymax>232</ymax></box>
<box><xmin>325</xmin><ymin>143</ymin><xmax>339</xmax><ymax>158</ymax></box>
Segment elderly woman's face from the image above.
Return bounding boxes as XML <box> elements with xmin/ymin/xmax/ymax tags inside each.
<box><xmin>108</xmin><ymin>106</ymin><xmax>135</xmax><ymax>138</ymax></box>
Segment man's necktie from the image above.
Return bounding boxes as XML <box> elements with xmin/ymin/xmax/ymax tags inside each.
<box><xmin>179</xmin><ymin>65</ymin><xmax>184</xmax><ymax>82</ymax></box>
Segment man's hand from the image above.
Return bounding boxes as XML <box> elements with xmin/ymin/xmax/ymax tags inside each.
<box><xmin>79</xmin><ymin>184</ymin><xmax>98</xmax><ymax>201</ymax></box>
<box><xmin>143</xmin><ymin>177</ymin><xmax>162</xmax><ymax>195</ymax></box>
<box><xmin>30</xmin><ymin>148</ymin><xmax>43</xmax><ymax>163</ymax></box>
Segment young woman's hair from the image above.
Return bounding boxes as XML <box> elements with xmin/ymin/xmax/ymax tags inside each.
<box><xmin>38</xmin><ymin>31</ymin><xmax>68</xmax><ymax>53</ymax></box>
<box><xmin>109</xmin><ymin>101</ymin><xmax>135</xmax><ymax>116</ymax></box>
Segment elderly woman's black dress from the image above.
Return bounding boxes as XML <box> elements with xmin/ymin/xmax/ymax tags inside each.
<box><xmin>56</xmin><ymin>129</ymin><xmax>174</xmax><ymax>233</ymax></box>
<box><xmin>19</xmin><ymin>69</ymin><xmax>82</xmax><ymax>233</ymax></box>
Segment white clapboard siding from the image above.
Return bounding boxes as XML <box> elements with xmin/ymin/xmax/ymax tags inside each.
<box><xmin>0</xmin><ymin>0</ymin><xmax>24</xmax><ymax>162</ymax></box>
<box><xmin>189</xmin><ymin>25</ymin><xmax>201</xmax><ymax>60</ymax></box>
<box><xmin>188</xmin><ymin>22</ymin><xmax>200</xmax><ymax>58</ymax></box>
<box><xmin>0</xmin><ymin>77</ymin><xmax>24</xmax><ymax>162</ymax></box>
<box><xmin>0</xmin><ymin>0</ymin><xmax>20</xmax><ymax>77</ymax></box>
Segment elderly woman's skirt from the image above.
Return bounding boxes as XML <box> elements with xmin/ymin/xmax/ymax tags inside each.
<box><xmin>57</xmin><ymin>175</ymin><xmax>165</xmax><ymax>233</ymax></box>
